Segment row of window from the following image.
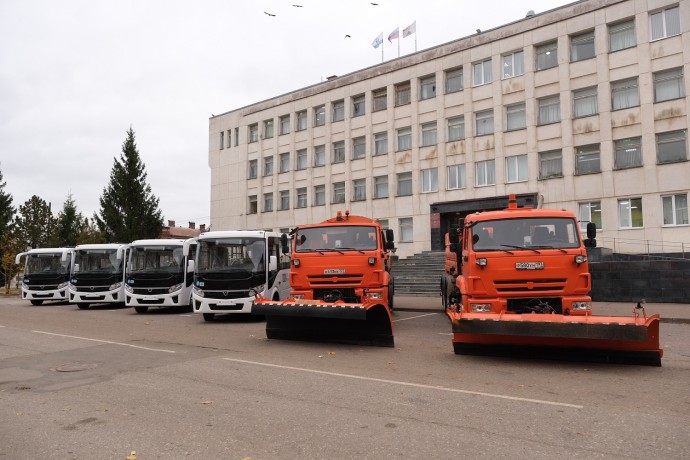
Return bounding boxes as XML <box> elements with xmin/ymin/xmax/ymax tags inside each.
<box><xmin>247</xmin><ymin>129</ymin><xmax>688</xmax><ymax>180</ymax></box>
<box><xmin>219</xmin><ymin>5</ymin><xmax>682</xmax><ymax>150</ymax></box>
<box><xmin>579</xmin><ymin>193</ymin><xmax>688</xmax><ymax>230</ymax></box>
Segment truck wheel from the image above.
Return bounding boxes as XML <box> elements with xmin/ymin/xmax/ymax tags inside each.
<box><xmin>134</xmin><ymin>306</ymin><xmax>148</xmax><ymax>314</ymax></box>
<box><xmin>30</xmin><ymin>300</ymin><xmax>44</xmax><ymax>306</ymax></box>
<box><xmin>388</xmin><ymin>278</ymin><xmax>395</xmax><ymax>312</ymax></box>
<box><xmin>203</xmin><ymin>313</ymin><xmax>215</xmax><ymax>322</ymax></box>
<box><xmin>77</xmin><ymin>303</ymin><xmax>90</xmax><ymax>310</ymax></box>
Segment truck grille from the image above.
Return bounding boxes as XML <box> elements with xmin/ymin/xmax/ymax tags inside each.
<box><xmin>493</xmin><ymin>278</ymin><xmax>567</xmax><ymax>293</ymax></box>
<box><xmin>307</xmin><ymin>274</ymin><xmax>364</xmax><ymax>286</ymax></box>
<box><xmin>313</xmin><ymin>288</ymin><xmax>360</xmax><ymax>303</ymax></box>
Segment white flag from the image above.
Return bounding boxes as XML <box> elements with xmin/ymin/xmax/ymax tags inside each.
<box><xmin>403</xmin><ymin>21</ymin><xmax>416</xmax><ymax>38</ymax></box>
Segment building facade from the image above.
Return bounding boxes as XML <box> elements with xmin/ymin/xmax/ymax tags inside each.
<box><xmin>209</xmin><ymin>0</ymin><xmax>689</xmax><ymax>259</ymax></box>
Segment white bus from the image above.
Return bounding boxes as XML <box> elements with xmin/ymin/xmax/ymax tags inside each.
<box><xmin>183</xmin><ymin>230</ymin><xmax>290</xmax><ymax>321</ymax></box>
<box><xmin>68</xmin><ymin>243</ymin><xmax>127</xmax><ymax>309</ymax></box>
<box><xmin>124</xmin><ymin>239</ymin><xmax>195</xmax><ymax>313</ymax></box>
<box><xmin>15</xmin><ymin>248</ymin><xmax>72</xmax><ymax>305</ymax></box>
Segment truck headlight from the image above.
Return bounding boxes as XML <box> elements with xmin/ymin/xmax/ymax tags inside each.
<box><xmin>365</xmin><ymin>291</ymin><xmax>383</xmax><ymax>300</ymax></box>
<box><xmin>470</xmin><ymin>303</ymin><xmax>492</xmax><ymax>312</ymax></box>
<box><xmin>571</xmin><ymin>301</ymin><xmax>591</xmax><ymax>311</ymax></box>
<box><xmin>291</xmin><ymin>294</ymin><xmax>305</xmax><ymax>301</ymax></box>
<box><xmin>475</xmin><ymin>258</ymin><xmax>488</xmax><ymax>267</ymax></box>
<box><xmin>574</xmin><ymin>255</ymin><xmax>587</xmax><ymax>265</ymax></box>
<box><xmin>109</xmin><ymin>282</ymin><xmax>122</xmax><ymax>291</ymax></box>
<box><xmin>168</xmin><ymin>283</ymin><xmax>183</xmax><ymax>294</ymax></box>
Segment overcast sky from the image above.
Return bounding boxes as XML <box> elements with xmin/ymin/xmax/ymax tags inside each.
<box><xmin>0</xmin><ymin>0</ymin><xmax>570</xmax><ymax>229</ymax></box>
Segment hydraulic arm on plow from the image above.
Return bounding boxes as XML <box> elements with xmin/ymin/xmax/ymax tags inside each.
<box><xmin>253</xmin><ymin>211</ymin><xmax>396</xmax><ymax>347</ymax></box>
<box><xmin>441</xmin><ymin>195</ymin><xmax>663</xmax><ymax>366</ymax></box>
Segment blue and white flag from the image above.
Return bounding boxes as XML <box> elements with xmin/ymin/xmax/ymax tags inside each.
<box><xmin>372</xmin><ymin>32</ymin><xmax>383</xmax><ymax>48</ymax></box>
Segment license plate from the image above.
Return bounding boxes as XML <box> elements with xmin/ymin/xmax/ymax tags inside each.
<box><xmin>324</xmin><ymin>269</ymin><xmax>345</xmax><ymax>274</ymax></box>
<box><xmin>515</xmin><ymin>262</ymin><xmax>544</xmax><ymax>270</ymax></box>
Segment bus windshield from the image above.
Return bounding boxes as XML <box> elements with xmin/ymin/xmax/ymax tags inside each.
<box><xmin>295</xmin><ymin>225</ymin><xmax>378</xmax><ymax>252</ymax></box>
<box><xmin>25</xmin><ymin>253</ymin><xmax>71</xmax><ymax>275</ymax></box>
<box><xmin>74</xmin><ymin>249</ymin><xmax>122</xmax><ymax>274</ymax></box>
<box><xmin>128</xmin><ymin>246</ymin><xmax>184</xmax><ymax>274</ymax></box>
<box><xmin>196</xmin><ymin>237</ymin><xmax>266</xmax><ymax>275</ymax></box>
<box><xmin>471</xmin><ymin>217</ymin><xmax>580</xmax><ymax>251</ymax></box>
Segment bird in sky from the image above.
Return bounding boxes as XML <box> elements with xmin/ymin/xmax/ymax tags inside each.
<box><xmin>371</xmin><ymin>2</ymin><xmax>379</xmax><ymax>5</ymax></box>
<box><xmin>292</xmin><ymin>4</ymin><xmax>303</xmax><ymax>6</ymax></box>
<box><xmin>345</xmin><ymin>34</ymin><xmax>351</xmax><ymax>38</ymax></box>
<box><xmin>264</xmin><ymin>11</ymin><xmax>276</xmax><ymax>16</ymax></box>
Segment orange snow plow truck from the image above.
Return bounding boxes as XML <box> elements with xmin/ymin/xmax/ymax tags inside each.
<box><xmin>253</xmin><ymin>211</ymin><xmax>396</xmax><ymax>347</ymax></box>
<box><xmin>442</xmin><ymin>195</ymin><xmax>662</xmax><ymax>366</ymax></box>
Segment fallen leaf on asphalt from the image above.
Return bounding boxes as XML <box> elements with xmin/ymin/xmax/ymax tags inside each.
<box><xmin>318</xmin><ymin>355</ymin><xmax>324</xmax><ymax>358</ymax></box>
<box><xmin>201</xmin><ymin>400</ymin><xmax>213</xmax><ymax>405</ymax></box>
<box><xmin>328</xmin><ymin>352</ymin><xmax>336</xmax><ymax>356</ymax></box>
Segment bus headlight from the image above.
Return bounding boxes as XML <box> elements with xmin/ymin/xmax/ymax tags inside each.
<box><xmin>193</xmin><ymin>286</ymin><xmax>204</xmax><ymax>298</ymax></box>
<box><xmin>57</xmin><ymin>281</ymin><xmax>69</xmax><ymax>289</ymax></box>
<box><xmin>124</xmin><ymin>284</ymin><xmax>133</xmax><ymax>293</ymax></box>
<box><xmin>168</xmin><ymin>283</ymin><xmax>183</xmax><ymax>294</ymax></box>
<box><xmin>109</xmin><ymin>282</ymin><xmax>122</xmax><ymax>291</ymax></box>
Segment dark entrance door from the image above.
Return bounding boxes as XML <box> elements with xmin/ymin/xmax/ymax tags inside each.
<box><xmin>429</xmin><ymin>194</ymin><xmax>539</xmax><ymax>251</ymax></box>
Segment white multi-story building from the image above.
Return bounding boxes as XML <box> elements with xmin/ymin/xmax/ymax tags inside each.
<box><xmin>209</xmin><ymin>0</ymin><xmax>689</xmax><ymax>258</ymax></box>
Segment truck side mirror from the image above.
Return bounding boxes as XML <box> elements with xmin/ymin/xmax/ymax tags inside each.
<box><xmin>385</xmin><ymin>229</ymin><xmax>395</xmax><ymax>243</ymax></box>
<box><xmin>584</xmin><ymin>238</ymin><xmax>597</xmax><ymax>248</ymax></box>
<box><xmin>586</xmin><ymin>222</ymin><xmax>597</xmax><ymax>239</ymax></box>
<box><xmin>280</xmin><ymin>233</ymin><xmax>290</xmax><ymax>254</ymax></box>
<box><xmin>449</xmin><ymin>228</ymin><xmax>458</xmax><ymax>241</ymax></box>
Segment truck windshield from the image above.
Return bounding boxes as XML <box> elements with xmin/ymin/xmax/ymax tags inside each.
<box><xmin>25</xmin><ymin>253</ymin><xmax>71</xmax><ymax>275</ymax></box>
<box><xmin>472</xmin><ymin>217</ymin><xmax>580</xmax><ymax>251</ymax></box>
<box><xmin>74</xmin><ymin>249</ymin><xmax>122</xmax><ymax>274</ymax></box>
<box><xmin>295</xmin><ymin>225</ymin><xmax>378</xmax><ymax>252</ymax></box>
<box><xmin>128</xmin><ymin>246</ymin><xmax>184</xmax><ymax>274</ymax></box>
<box><xmin>197</xmin><ymin>237</ymin><xmax>266</xmax><ymax>275</ymax></box>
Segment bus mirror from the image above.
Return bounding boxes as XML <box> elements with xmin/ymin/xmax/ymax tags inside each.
<box><xmin>187</xmin><ymin>259</ymin><xmax>195</xmax><ymax>273</ymax></box>
<box><xmin>586</xmin><ymin>222</ymin><xmax>597</xmax><ymax>239</ymax></box>
<box><xmin>73</xmin><ymin>264</ymin><xmax>80</xmax><ymax>273</ymax></box>
<box><xmin>269</xmin><ymin>255</ymin><xmax>277</xmax><ymax>272</ymax></box>
<box><xmin>280</xmin><ymin>233</ymin><xmax>290</xmax><ymax>254</ymax></box>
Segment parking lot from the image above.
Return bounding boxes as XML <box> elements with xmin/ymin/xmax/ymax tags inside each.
<box><xmin>1</xmin><ymin>296</ymin><xmax>689</xmax><ymax>459</ymax></box>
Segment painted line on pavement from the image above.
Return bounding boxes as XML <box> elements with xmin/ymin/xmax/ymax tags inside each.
<box><xmin>223</xmin><ymin>357</ymin><xmax>583</xmax><ymax>409</ymax></box>
<box><xmin>32</xmin><ymin>330</ymin><xmax>176</xmax><ymax>353</ymax></box>
<box><xmin>393</xmin><ymin>312</ymin><xmax>439</xmax><ymax>322</ymax></box>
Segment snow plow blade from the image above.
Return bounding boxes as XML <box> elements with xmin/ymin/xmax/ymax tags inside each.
<box><xmin>253</xmin><ymin>300</ymin><xmax>394</xmax><ymax>347</ymax></box>
<box><xmin>448</xmin><ymin>312</ymin><xmax>662</xmax><ymax>366</ymax></box>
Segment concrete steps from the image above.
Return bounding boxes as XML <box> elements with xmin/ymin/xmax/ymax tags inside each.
<box><xmin>392</xmin><ymin>251</ymin><xmax>446</xmax><ymax>296</ymax></box>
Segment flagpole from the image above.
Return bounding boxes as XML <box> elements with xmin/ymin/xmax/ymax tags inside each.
<box><xmin>381</xmin><ymin>32</ymin><xmax>384</xmax><ymax>62</ymax></box>
<box><xmin>397</xmin><ymin>34</ymin><xmax>400</xmax><ymax>58</ymax></box>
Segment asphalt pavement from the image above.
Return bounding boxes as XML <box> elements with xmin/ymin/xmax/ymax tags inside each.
<box><xmin>394</xmin><ymin>294</ymin><xmax>690</xmax><ymax>324</ymax></box>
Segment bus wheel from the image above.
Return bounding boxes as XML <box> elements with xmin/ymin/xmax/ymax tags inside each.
<box><xmin>203</xmin><ymin>313</ymin><xmax>215</xmax><ymax>322</ymax></box>
<box><xmin>30</xmin><ymin>300</ymin><xmax>44</xmax><ymax>306</ymax></box>
<box><xmin>77</xmin><ymin>303</ymin><xmax>90</xmax><ymax>310</ymax></box>
<box><xmin>134</xmin><ymin>306</ymin><xmax>148</xmax><ymax>314</ymax></box>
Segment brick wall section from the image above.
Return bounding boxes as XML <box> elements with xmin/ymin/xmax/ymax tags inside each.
<box><xmin>589</xmin><ymin>260</ymin><xmax>690</xmax><ymax>304</ymax></box>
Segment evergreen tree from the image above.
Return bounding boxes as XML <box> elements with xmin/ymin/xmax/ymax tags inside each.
<box><xmin>77</xmin><ymin>217</ymin><xmax>106</xmax><ymax>244</ymax></box>
<box><xmin>53</xmin><ymin>192</ymin><xmax>87</xmax><ymax>247</ymax></box>
<box><xmin>13</xmin><ymin>195</ymin><xmax>55</xmax><ymax>249</ymax></box>
<box><xmin>94</xmin><ymin>127</ymin><xmax>163</xmax><ymax>242</ymax></box>
<box><xmin>0</xmin><ymin>165</ymin><xmax>17</xmax><ymax>290</ymax></box>
<box><xmin>0</xmin><ymin>165</ymin><xmax>14</xmax><ymax>240</ymax></box>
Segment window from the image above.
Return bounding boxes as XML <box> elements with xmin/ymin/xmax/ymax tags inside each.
<box><xmin>609</xmin><ymin>19</ymin><xmax>636</xmax><ymax>52</ymax></box>
<box><xmin>314</xmin><ymin>144</ymin><xmax>326</xmax><ymax>167</ymax></box>
<box><xmin>653</xmin><ymin>68</ymin><xmax>685</xmax><ymax>102</ymax></box>
<box><xmin>296</xmin><ymin>187</ymin><xmax>307</xmax><ymax>208</ymax></box>
<box><xmin>249</xmin><ymin>123</ymin><xmax>259</xmax><ymax>143</ymax></box>
<box><xmin>397</xmin><ymin>127</ymin><xmax>412</xmax><ymax>151</ymax></box>
<box><xmin>314</xmin><ymin>105</ymin><xmax>325</xmax><ymax>127</ymax></box>
<box><xmin>263</xmin><ymin>119</ymin><xmax>274</xmax><ymax>139</ymax></box>
<box><xmin>445</xmin><ymin>67</ymin><xmax>463</xmax><ymax>93</ymax></box>
<box><xmin>295</xmin><ymin>149</ymin><xmax>307</xmax><ymax>170</ymax></box>
<box><xmin>447</xmin><ymin>116</ymin><xmax>465</xmax><ymax>141</ymax></box>
<box><xmin>263</xmin><ymin>156</ymin><xmax>273</xmax><ymax>176</ymax></box>
<box><xmin>618</xmin><ymin>197</ymin><xmax>643</xmax><ymax>228</ymax></box>
<box><xmin>614</xmin><ymin>137</ymin><xmax>643</xmax><ymax>169</ymax></box>
<box><xmin>421</xmin><ymin>122</ymin><xmax>437</xmax><ymax>146</ymax></box>
<box><xmin>662</xmin><ymin>194</ymin><xmax>688</xmax><ymax>226</ymax></box>
<box><xmin>506</xmin><ymin>155</ymin><xmax>528</xmax><ymax>182</ymax></box>
<box><xmin>475</xmin><ymin>109</ymin><xmax>494</xmax><ymax>136</ymax></box>
<box><xmin>374</xmin><ymin>132</ymin><xmax>388</xmax><ymax>156</ymax></box>
<box><xmin>248</xmin><ymin>159</ymin><xmax>258</xmax><ymax>179</ymax></box>
<box><xmin>219</xmin><ymin>131</ymin><xmax>225</xmax><ymax>150</ymax></box>
<box><xmin>332</xmin><ymin>100</ymin><xmax>345</xmax><ymax>122</ymax></box>
<box><xmin>656</xmin><ymin>130</ymin><xmax>687</xmax><ymax>164</ymax></box>
<box><xmin>420</xmin><ymin>168</ymin><xmax>438</xmax><ymax>193</ymax></box>
<box><xmin>475</xmin><ymin>160</ymin><xmax>496</xmax><ymax>186</ymax></box>
<box><xmin>650</xmin><ymin>5</ymin><xmax>681</xmax><ymax>41</ymax></box>
<box><xmin>296</xmin><ymin>110</ymin><xmax>307</xmax><ymax>131</ymax></box>
<box><xmin>447</xmin><ymin>164</ymin><xmax>466</xmax><ymax>190</ymax></box>
<box><xmin>611</xmin><ymin>78</ymin><xmax>639</xmax><ymax>110</ymax></box>
<box><xmin>473</xmin><ymin>58</ymin><xmax>492</xmax><ymax>86</ymax></box>
<box><xmin>248</xmin><ymin>195</ymin><xmax>257</xmax><ymax>214</ymax></box>
<box><xmin>570</xmin><ymin>30</ymin><xmax>595</xmax><ymax>62</ymax></box>
<box><xmin>376</xmin><ymin>219</ymin><xmax>389</xmax><ymax>229</ymax></box>
<box><xmin>502</xmin><ymin>51</ymin><xmax>524</xmax><ymax>78</ymax></box>
<box><xmin>374</xmin><ymin>175</ymin><xmax>388</xmax><ymax>198</ymax></box>
<box><xmin>538</xmin><ymin>95</ymin><xmax>560</xmax><ymax>125</ymax></box>
<box><xmin>536</xmin><ymin>41</ymin><xmax>558</xmax><ymax>70</ymax></box>
<box><xmin>332</xmin><ymin>182</ymin><xmax>345</xmax><ymax>204</ymax></box>
<box><xmin>352</xmin><ymin>94</ymin><xmax>365</xmax><ymax>117</ymax></box>
<box><xmin>234</xmin><ymin>127</ymin><xmax>239</xmax><ymax>146</ymax></box>
<box><xmin>539</xmin><ymin>150</ymin><xmax>563</xmax><ymax>179</ymax></box>
<box><xmin>263</xmin><ymin>192</ymin><xmax>273</xmax><ymax>212</ymax></box>
<box><xmin>279</xmin><ymin>190</ymin><xmax>290</xmax><ymax>211</ymax></box>
<box><xmin>352</xmin><ymin>136</ymin><xmax>366</xmax><ymax>159</ymax></box>
<box><xmin>279</xmin><ymin>152</ymin><xmax>290</xmax><ymax>173</ymax></box>
<box><xmin>395</xmin><ymin>81</ymin><xmax>411</xmax><ymax>106</ymax></box>
<box><xmin>314</xmin><ymin>185</ymin><xmax>326</xmax><ymax>206</ymax></box>
<box><xmin>573</xmin><ymin>86</ymin><xmax>598</xmax><ymax>118</ymax></box>
<box><xmin>579</xmin><ymin>202</ymin><xmax>602</xmax><ymax>230</ymax></box>
<box><xmin>506</xmin><ymin>103</ymin><xmax>526</xmax><ymax>131</ymax></box>
<box><xmin>227</xmin><ymin>130</ymin><xmax>232</xmax><ymax>148</ymax></box>
<box><xmin>399</xmin><ymin>217</ymin><xmax>413</xmax><ymax>242</ymax></box>
<box><xmin>575</xmin><ymin>144</ymin><xmax>601</xmax><ymax>175</ymax></box>
<box><xmin>420</xmin><ymin>75</ymin><xmax>436</xmax><ymax>100</ymax></box>
<box><xmin>373</xmin><ymin>88</ymin><xmax>387</xmax><ymax>111</ymax></box>
<box><xmin>397</xmin><ymin>172</ymin><xmax>412</xmax><ymax>196</ymax></box>
<box><xmin>352</xmin><ymin>179</ymin><xmax>366</xmax><ymax>201</ymax></box>
<box><xmin>279</xmin><ymin>115</ymin><xmax>290</xmax><ymax>135</ymax></box>
<box><xmin>333</xmin><ymin>141</ymin><xmax>345</xmax><ymax>163</ymax></box>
